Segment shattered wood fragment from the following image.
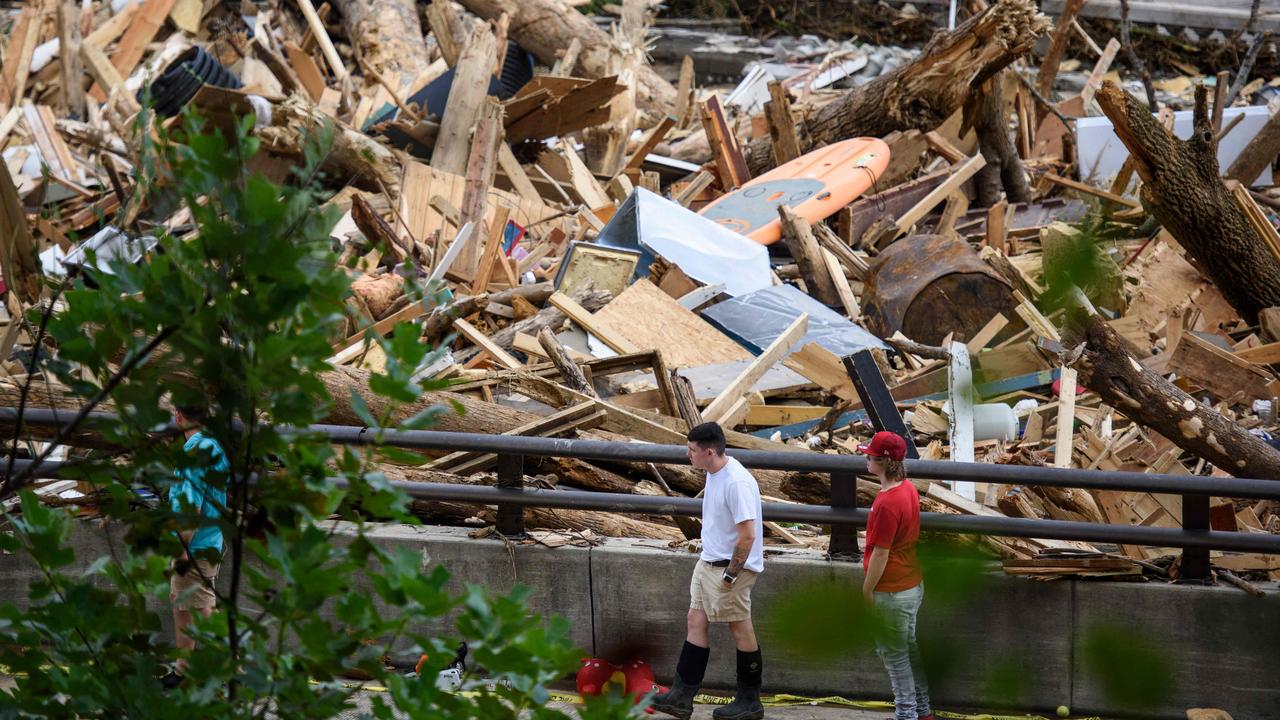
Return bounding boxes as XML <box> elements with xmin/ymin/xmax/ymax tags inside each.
<box><xmin>1037</xmin><ymin>0</ymin><xmax>1084</xmax><ymax>100</ymax></box>
<box><xmin>0</xmin><ymin>163</ymin><xmax>41</xmax><ymax>306</ymax></box>
<box><xmin>431</xmin><ymin>24</ymin><xmax>498</xmax><ymax>176</ymax></box>
<box><xmin>778</xmin><ymin>206</ymin><xmax>840</xmax><ymax>306</ymax></box>
<box><xmin>58</xmin><ymin>0</ymin><xmax>86</xmax><ymax>119</ymax></box>
<box><xmin>700</xmin><ymin>94</ymin><xmax>750</xmax><ymax>190</ymax></box>
<box><xmin>537</xmin><ymin>327</ymin><xmax>595</xmax><ymax>397</ymax></box>
<box><xmin>88</xmin><ymin>0</ymin><xmax>177</xmax><ymax>103</ymax></box>
<box><xmin>703</xmin><ymin>314</ymin><xmax>808</xmax><ymax>423</ymax></box>
<box><xmin>765</xmin><ymin>81</ymin><xmax>801</xmax><ymax>166</ymax></box>
<box><xmin>1096</xmin><ymin>82</ymin><xmax>1280</xmax><ymax>322</ymax></box>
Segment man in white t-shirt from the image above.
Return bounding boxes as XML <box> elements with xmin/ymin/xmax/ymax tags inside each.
<box><xmin>651</xmin><ymin>422</ymin><xmax>765</xmax><ymax>720</ymax></box>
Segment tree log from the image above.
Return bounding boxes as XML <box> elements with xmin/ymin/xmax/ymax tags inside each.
<box><xmin>454</xmin><ymin>0</ymin><xmax>677</xmax><ymax>121</ymax></box>
<box><xmin>1036</xmin><ymin>0</ymin><xmax>1084</xmax><ymax>100</ymax></box>
<box><xmin>537</xmin><ymin>327</ymin><xmax>595</xmax><ymax>396</ymax></box>
<box><xmin>1095</xmin><ymin>81</ymin><xmax>1280</xmax><ymax>323</ymax></box>
<box><xmin>422</xmin><ymin>294</ymin><xmax>490</xmax><ymax>341</ymax></box>
<box><xmin>1067</xmin><ymin>313</ymin><xmax>1280</xmax><ymax>479</ymax></box>
<box><xmin>741</xmin><ymin>0</ymin><xmax>1048</xmax><ymax>175</ymax></box>
<box><xmin>972</xmin><ymin>73</ymin><xmax>1031</xmax><ymax>206</ymax></box>
<box><xmin>452</xmin><ymin>287</ymin><xmax>611</xmax><ymax>364</ymax></box>
<box><xmin>331</xmin><ymin>0</ymin><xmax>435</xmax><ymax>89</ymax></box>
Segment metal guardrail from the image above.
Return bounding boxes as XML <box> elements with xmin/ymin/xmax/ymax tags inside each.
<box><xmin>7</xmin><ymin>408</ymin><xmax>1280</xmax><ymax>581</ymax></box>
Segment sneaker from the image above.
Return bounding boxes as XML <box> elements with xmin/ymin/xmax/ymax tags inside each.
<box><xmin>160</xmin><ymin>672</ymin><xmax>185</xmax><ymax>691</ymax></box>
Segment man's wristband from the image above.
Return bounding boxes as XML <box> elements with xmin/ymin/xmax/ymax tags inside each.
<box><xmin>722</xmin><ymin>571</ymin><xmax>737</xmax><ymax>584</ymax></box>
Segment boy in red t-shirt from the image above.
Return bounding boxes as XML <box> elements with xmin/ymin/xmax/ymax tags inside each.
<box><xmin>857</xmin><ymin>431</ymin><xmax>933</xmax><ymax>720</ymax></box>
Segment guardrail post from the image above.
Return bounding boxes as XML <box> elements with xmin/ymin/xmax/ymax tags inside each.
<box><xmin>1179</xmin><ymin>492</ymin><xmax>1211</xmax><ymax>583</ymax></box>
<box><xmin>828</xmin><ymin>469</ymin><xmax>861</xmax><ymax>561</ymax></box>
<box><xmin>496</xmin><ymin>453</ymin><xmax>525</xmax><ymax>537</ymax></box>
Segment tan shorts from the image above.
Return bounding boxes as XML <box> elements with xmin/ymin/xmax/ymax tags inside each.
<box><xmin>170</xmin><ymin>557</ymin><xmax>220</xmax><ymax>611</ymax></box>
<box><xmin>688</xmin><ymin>559</ymin><xmax>758</xmax><ymax>623</ymax></box>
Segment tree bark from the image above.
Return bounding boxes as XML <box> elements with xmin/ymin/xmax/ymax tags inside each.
<box><xmin>1225</xmin><ymin>105</ymin><xmax>1280</xmax><ymax>185</ymax></box>
<box><xmin>454</xmin><ymin>0</ymin><xmax>677</xmax><ymax>122</ymax></box>
<box><xmin>1067</xmin><ymin>313</ymin><xmax>1280</xmax><ymax>479</ymax></box>
<box><xmin>537</xmin><ymin>327</ymin><xmax>595</xmax><ymax>396</ymax></box>
<box><xmin>331</xmin><ymin>0</ymin><xmax>435</xmax><ymax>89</ymax></box>
<box><xmin>972</xmin><ymin>73</ymin><xmax>1031</xmax><ymax>206</ymax></box>
<box><xmin>452</xmin><ymin>287</ymin><xmax>611</xmax><ymax>364</ymax></box>
<box><xmin>1095</xmin><ymin>81</ymin><xmax>1280</xmax><ymax>323</ymax></box>
<box><xmin>741</xmin><ymin>0</ymin><xmax>1048</xmax><ymax>175</ymax></box>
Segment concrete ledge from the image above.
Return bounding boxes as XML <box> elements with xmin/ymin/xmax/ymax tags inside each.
<box><xmin>3</xmin><ymin>520</ymin><xmax>1277</xmax><ymax>719</ymax></box>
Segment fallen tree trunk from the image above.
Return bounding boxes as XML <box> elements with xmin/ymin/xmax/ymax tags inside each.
<box><xmin>454</xmin><ymin>0</ymin><xmax>677</xmax><ymax>121</ymax></box>
<box><xmin>1067</xmin><ymin>313</ymin><xmax>1280</xmax><ymax>479</ymax></box>
<box><xmin>332</xmin><ymin>0</ymin><xmax>435</xmax><ymax>89</ymax></box>
<box><xmin>972</xmin><ymin>72</ymin><xmax>1031</xmax><ymax>205</ymax></box>
<box><xmin>1095</xmin><ymin>81</ymin><xmax>1280</xmax><ymax>323</ymax></box>
<box><xmin>740</xmin><ymin>0</ymin><xmax>1047</xmax><ymax>175</ymax></box>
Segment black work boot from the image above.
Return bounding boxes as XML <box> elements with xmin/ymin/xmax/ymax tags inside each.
<box><xmin>650</xmin><ymin>676</ymin><xmax>700</xmax><ymax>720</ymax></box>
<box><xmin>712</xmin><ymin>680</ymin><xmax>764</xmax><ymax>720</ymax></box>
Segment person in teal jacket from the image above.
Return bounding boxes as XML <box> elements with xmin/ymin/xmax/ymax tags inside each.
<box><xmin>161</xmin><ymin>404</ymin><xmax>229</xmax><ymax>690</ymax></box>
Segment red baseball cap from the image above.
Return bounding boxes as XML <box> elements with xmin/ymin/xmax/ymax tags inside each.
<box><xmin>856</xmin><ymin>431</ymin><xmax>907</xmax><ymax>461</ymax></box>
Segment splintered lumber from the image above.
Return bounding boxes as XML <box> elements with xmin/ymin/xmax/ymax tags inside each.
<box><xmin>703</xmin><ymin>314</ymin><xmax>809</xmax><ymax>423</ymax></box>
<box><xmin>548</xmin><ymin>292</ymin><xmax>640</xmax><ymax>355</ymax></box>
<box><xmin>778</xmin><ymin>206</ymin><xmax>841</xmax><ymax>305</ymax></box>
<box><xmin>332</xmin><ymin>0</ymin><xmax>434</xmax><ymax>87</ymax></box>
<box><xmin>3</xmin><ymin>6</ymin><xmax>41</xmax><ymax>112</ymax></box>
<box><xmin>700</xmin><ymin>94</ymin><xmax>750</xmax><ymax>189</ymax></box>
<box><xmin>455</xmin><ymin>0</ymin><xmax>677</xmax><ymax>121</ymax></box>
<box><xmin>783</xmin><ymin>343</ymin><xmax>858</xmax><ymax>402</ymax></box>
<box><xmin>0</xmin><ymin>163</ymin><xmax>41</xmax><ymax>305</ymax></box>
<box><xmin>1053</xmin><ymin>367</ymin><xmax>1077</xmax><ymax>468</ymax></box>
<box><xmin>453</xmin><ymin>288</ymin><xmax>612</xmax><ymax>364</ymax></box>
<box><xmin>58</xmin><ymin>0</ymin><xmax>86</xmax><ymax>119</ymax></box>
<box><xmin>431</xmin><ymin>24</ymin><xmax>498</xmax><ymax>176</ymax></box>
<box><xmin>742</xmin><ymin>0</ymin><xmax>1048</xmax><ymax>175</ymax></box>
<box><xmin>256</xmin><ymin>95</ymin><xmax>400</xmax><ymax>194</ymax></box>
<box><xmin>1068</xmin><ymin>313</ymin><xmax>1280</xmax><ymax>479</ymax></box>
<box><xmin>88</xmin><ymin>0</ymin><xmax>177</xmax><ymax>103</ymax></box>
<box><xmin>889</xmin><ymin>156</ymin><xmax>987</xmax><ymax>239</ymax></box>
<box><xmin>295</xmin><ymin>0</ymin><xmax>347</xmax><ymax>80</ymax></box>
<box><xmin>624</xmin><ymin>115</ymin><xmax>677</xmax><ymax>172</ymax></box>
<box><xmin>765</xmin><ymin>81</ymin><xmax>802</xmax><ymax>165</ymax></box>
<box><xmin>1095</xmin><ymin>81</ymin><xmax>1280</xmax><ymax>323</ymax></box>
<box><xmin>537</xmin><ymin>328</ymin><xmax>595</xmax><ymax>396</ymax></box>
<box><xmin>80</xmin><ymin>42</ymin><xmax>140</xmax><ymax>115</ymax></box>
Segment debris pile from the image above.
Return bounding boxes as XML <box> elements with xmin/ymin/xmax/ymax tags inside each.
<box><xmin>6</xmin><ymin>0</ymin><xmax>1280</xmax><ymax>588</ymax></box>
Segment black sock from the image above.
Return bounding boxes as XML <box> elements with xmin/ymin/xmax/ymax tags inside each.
<box><xmin>675</xmin><ymin>641</ymin><xmax>710</xmax><ymax>686</ymax></box>
<box><xmin>737</xmin><ymin>649</ymin><xmax>763</xmax><ymax>688</ymax></box>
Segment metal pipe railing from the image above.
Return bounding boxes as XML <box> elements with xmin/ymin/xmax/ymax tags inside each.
<box><xmin>6</xmin><ymin>407</ymin><xmax>1280</xmax><ymax>578</ymax></box>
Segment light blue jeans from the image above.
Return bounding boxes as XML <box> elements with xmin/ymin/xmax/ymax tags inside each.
<box><xmin>873</xmin><ymin>582</ymin><xmax>932</xmax><ymax>720</ymax></box>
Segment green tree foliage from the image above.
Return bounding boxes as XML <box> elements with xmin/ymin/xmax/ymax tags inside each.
<box><xmin>0</xmin><ymin>112</ymin><xmax>636</xmax><ymax>719</ymax></box>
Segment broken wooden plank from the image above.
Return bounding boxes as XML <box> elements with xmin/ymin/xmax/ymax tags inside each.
<box><xmin>296</xmin><ymin>0</ymin><xmax>346</xmax><ymax>80</ymax></box>
<box><xmin>548</xmin><ymin>292</ymin><xmax>641</xmax><ymax>355</ymax></box>
<box><xmin>703</xmin><ymin>314</ymin><xmax>808</xmax><ymax>423</ymax></box>
<box><xmin>89</xmin><ymin>0</ymin><xmax>178</xmax><ymax>103</ymax></box>
<box><xmin>765</xmin><ymin>80</ymin><xmax>801</xmax><ymax>165</ymax></box>
<box><xmin>1053</xmin><ymin>367</ymin><xmax>1077</xmax><ymax>468</ymax></box>
<box><xmin>623</xmin><ymin>114</ymin><xmax>677</xmax><ymax>172</ymax></box>
<box><xmin>431</xmin><ymin>23</ymin><xmax>497</xmax><ymax>176</ymax></box>
<box><xmin>454</xmin><ymin>317</ymin><xmax>522</xmax><ymax>370</ymax></box>
<box><xmin>699</xmin><ymin>93</ymin><xmax>749</xmax><ymax>190</ymax></box>
<box><xmin>890</xmin><ymin>155</ymin><xmax>987</xmax><ymax>240</ymax></box>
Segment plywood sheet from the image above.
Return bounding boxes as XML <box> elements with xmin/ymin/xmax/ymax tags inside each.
<box><xmin>591</xmin><ymin>279</ymin><xmax>750</xmax><ymax>368</ymax></box>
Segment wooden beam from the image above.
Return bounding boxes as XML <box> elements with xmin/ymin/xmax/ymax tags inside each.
<box><xmin>457</xmin><ymin>100</ymin><xmax>503</xmax><ymax>276</ymax></box>
<box><xmin>80</xmin><ymin>42</ymin><xmax>139</xmax><ymax>115</ymax></box>
<box><xmin>547</xmin><ymin>292</ymin><xmax>641</xmax><ymax>355</ymax></box>
<box><xmin>426</xmin><ymin>0</ymin><xmax>464</xmax><ymax>67</ymax></box>
<box><xmin>561</xmin><ymin>144</ymin><xmax>612</xmax><ymax>209</ymax></box>
<box><xmin>703</xmin><ymin>314</ymin><xmax>809</xmax><ymax>423</ymax></box>
<box><xmin>965</xmin><ymin>312</ymin><xmax>1010</xmax><ymax>353</ymax></box>
<box><xmin>90</xmin><ymin>0</ymin><xmax>178</xmax><ymax>103</ymax></box>
<box><xmin>1080</xmin><ymin>37</ymin><xmax>1121</xmax><ymax>113</ymax></box>
<box><xmin>84</xmin><ymin>1</ymin><xmax>138</xmax><ymax>48</ymax></box>
<box><xmin>284</xmin><ymin>42</ymin><xmax>326</xmax><ymax>101</ymax></box>
<box><xmin>2</xmin><ymin>5</ymin><xmax>41</xmax><ymax>113</ymax></box>
<box><xmin>745</xmin><ymin>404</ymin><xmax>830</xmax><ymax>426</ymax></box>
<box><xmin>623</xmin><ymin>114</ymin><xmax>677</xmax><ymax>172</ymax></box>
<box><xmin>822</xmin><ymin>248</ymin><xmax>860</xmax><ymax>322</ymax></box>
<box><xmin>1043</xmin><ymin>172</ymin><xmax>1140</xmax><ymax>209</ymax></box>
<box><xmin>58</xmin><ymin>0</ymin><xmax>86</xmax><ymax>119</ymax></box>
<box><xmin>890</xmin><ymin>155</ymin><xmax>986</xmax><ymax>240</ymax></box>
<box><xmin>1053</xmin><ymin>367</ymin><xmax>1077</xmax><ymax>468</ymax></box>
<box><xmin>783</xmin><ymin>342</ymin><xmax>858</xmax><ymax>402</ymax></box>
<box><xmin>430</xmin><ymin>402</ymin><xmax>607</xmax><ymax>474</ymax></box>
<box><xmin>699</xmin><ymin>93</ymin><xmax>749</xmax><ymax>189</ymax></box>
<box><xmin>431</xmin><ymin>23</ymin><xmax>497</xmax><ymax>176</ymax></box>
<box><xmin>295</xmin><ymin>0</ymin><xmax>346</xmax><ymax>80</ymax></box>
<box><xmin>496</xmin><ymin>142</ymin><xmax>541</xmax><ymax>204</ymax></box>
<box><xmin>924</xmin><ymin>130</ymin><xmax>966</xmax><ymax>163</ymax></box>
<box><xmin>764</xmin><ymin>80</ymin><xmax>801</xmax><ymax>165</ymax></box>
<box><xmin>454</xmin><ymin>318</ymin><xmax>522</xmax><ymax>370</ymax></box>
<box><xmin>674</xmin><ymin>170</ymin><xmax>713</xmax><ymax>207</ymax></box>
<box><xmin>471</xmin><ymin>203</ymin><xmax>512</xmax><ymax>294</ymax></box>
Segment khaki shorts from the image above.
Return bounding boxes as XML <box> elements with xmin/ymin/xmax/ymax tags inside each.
<box><xmin>689</xmin><ymin>559</ymin><xmax>758</xmax><ymax>623</ymax></box>
<box><xmin>170</xmin><ymin>557</ymin><xmax>220</xmax><ymax>611</ymax></box>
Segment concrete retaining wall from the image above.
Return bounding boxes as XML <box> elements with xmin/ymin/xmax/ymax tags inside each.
<box><xmin>2</xmin><ymin>520</ymin><xmax>1277</xmax><ymax>718</ymax></box>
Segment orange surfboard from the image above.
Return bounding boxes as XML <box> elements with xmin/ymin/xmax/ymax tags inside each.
<box><xmin>698</xmin><ymin>137</ymin><xmax>891</xmax><ymax>245</ymax></box>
